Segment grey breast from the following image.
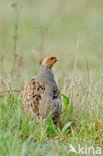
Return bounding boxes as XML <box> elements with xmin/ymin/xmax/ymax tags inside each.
<box><xmin>34</xmin><ymin>66</ymin><xmax>58</xmax><ymax>118</ymax></box>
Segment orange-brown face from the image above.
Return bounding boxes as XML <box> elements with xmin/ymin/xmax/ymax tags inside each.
<box><xmin>42</xmin><ymin>56</ymin><xmax>59</xmax><ymax>69</ymax></box>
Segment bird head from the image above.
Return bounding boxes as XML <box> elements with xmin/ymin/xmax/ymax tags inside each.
<box><xmin>42</xmin><ymin>56</ymin><xmax>59</xmax><ymax>69</ymax></box>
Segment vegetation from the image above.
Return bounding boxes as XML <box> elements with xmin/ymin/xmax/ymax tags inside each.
<box><xmin>0</xmin><ymin>0</ymin><xmax>103</xmax><ymax>155</ymax></box>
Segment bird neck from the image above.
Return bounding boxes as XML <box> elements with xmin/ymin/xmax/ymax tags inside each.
<box><xmin>35</xmin><ymin>65</ymin><xmax>55</xmax><ymax>84</ymax></box>
<box><xmin>41</xmin><ymin>65</ymin><xmax>52</xmax><ymax>72</ymax></box>
<box><xmin>39</xmin><ymin>65</ymin><xmax>54</xmax><ymax>79</ymax></box>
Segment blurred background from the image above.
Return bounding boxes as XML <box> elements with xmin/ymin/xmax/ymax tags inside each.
<box><xmin>0</xmin><ymin>1</ymin><xmax>103</xmax><ymax>154</ymax></box>
<box><xmin>0</xmin><ymin>0</ymin><xmax>103</xmax><ymax>90</ymax></box>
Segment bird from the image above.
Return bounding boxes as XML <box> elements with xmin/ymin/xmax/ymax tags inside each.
<box><xmin>23</xmin><ymin>56</ymin><xmax>61</xmax><ymax>124</ymax></box>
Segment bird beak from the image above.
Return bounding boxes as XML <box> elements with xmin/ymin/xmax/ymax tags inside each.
<box><xmin>56</xmin><ymin>57</ymin><xmax>59</xmax><ymax>61</ymax></box>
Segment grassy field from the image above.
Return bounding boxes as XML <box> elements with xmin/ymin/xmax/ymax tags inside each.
<box><xmin>0</xmin><ymin>0</ymin><xmax>103</xmax><ymax>155</ymax></box>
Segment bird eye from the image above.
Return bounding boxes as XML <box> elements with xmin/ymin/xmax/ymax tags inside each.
<box><xmin>50</xmin><ymin>57</ymin><xmax>54</xmax><ymax>60</ymax></box>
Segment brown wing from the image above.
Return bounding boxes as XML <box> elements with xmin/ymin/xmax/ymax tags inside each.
<box><xmin>23</xmin><ymin>79</ymin><xmax>45</xmax><ymax>116</ymax></box>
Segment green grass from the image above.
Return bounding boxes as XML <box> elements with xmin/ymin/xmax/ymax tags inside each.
<box><xmin>0</xmin><ymin>0</ymin><xmax>103</xmax><ymax>155</ymax></box>
<box><xmin>0</xmin><ymin>84</ymin><xmax>103</xmax><ymax>155</ymax></box>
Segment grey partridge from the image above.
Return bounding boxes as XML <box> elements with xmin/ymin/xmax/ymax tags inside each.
<box><xmin>23</xmin><ymin>56</ymin><xmax>61</xmax><ymax>124</ymax></box>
